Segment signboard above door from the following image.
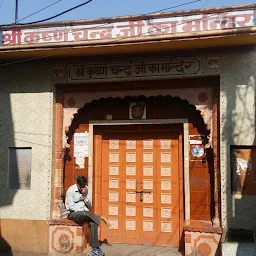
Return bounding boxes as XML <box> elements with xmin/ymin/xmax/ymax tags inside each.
<box><xmin>64</xmin><ymin>57</ymin><xmax>201</xmax><ymax>83</ymax></box>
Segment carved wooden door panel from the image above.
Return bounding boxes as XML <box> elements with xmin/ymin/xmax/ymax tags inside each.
<box><xmin>98</xmin><ymin>127</ymin><xmax>180</xmax><ymax>247</ymax></box>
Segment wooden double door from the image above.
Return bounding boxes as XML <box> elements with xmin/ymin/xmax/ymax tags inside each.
<box><xmin>94</xmin><ymin>125</ymin><xmax>182</xmax><ymax>247</ymax></box>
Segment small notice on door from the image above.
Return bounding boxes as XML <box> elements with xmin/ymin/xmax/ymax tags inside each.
<box><xmin>74</xmin><ymin>132</ymin><xmax>89</xmax><ymax>157</ymax></box>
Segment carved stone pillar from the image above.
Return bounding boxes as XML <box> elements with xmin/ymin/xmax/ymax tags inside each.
<box><xmin>52</xmin><ymin>90</ymin><xmax>67</xmax><ymax>219</ymax></box>
<box><xmin>212</xmin><ymin>90</ymin><xmax>220</xmax><ymax>227</ymax></box>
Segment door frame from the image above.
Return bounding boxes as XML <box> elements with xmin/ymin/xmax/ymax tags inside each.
<box><xmin>89</xmin><ymin>119</ymin><xmax>190</xmax><ymax>223</ymax></box>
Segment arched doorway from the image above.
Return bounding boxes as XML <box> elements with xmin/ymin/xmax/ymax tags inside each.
<box><xmin>64</xmin><ymin>95</ymin><xmax>213</xmax><ymax>247</ymax></box>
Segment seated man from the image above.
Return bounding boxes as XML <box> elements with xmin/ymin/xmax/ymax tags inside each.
<box><xmin>65</xmin><ymin>176</ymin><xmax>109</xmax><ymax>256</ymax></box>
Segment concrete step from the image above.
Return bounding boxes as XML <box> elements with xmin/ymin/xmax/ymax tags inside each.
<box><xmin>100</xmin><ymin>243</ymin><xmax>182</xmax><ymax>256</ymax></box>
<box><xmin>222</xmin><ymin>243</ymin><xmax>256</xmax><ymax>256</ymax></box>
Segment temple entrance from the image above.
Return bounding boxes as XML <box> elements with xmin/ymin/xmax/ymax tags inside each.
<box><xmin>64</xmin><ymin>94</ymin><xmax>214</xmax><ymax>248</ymax></box>
<box><xmin>94</xmin><ymin>124</ymin><xmax>182</xmax><ymax>247</ymax></box>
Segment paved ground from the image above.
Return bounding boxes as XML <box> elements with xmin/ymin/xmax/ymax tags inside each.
<box><xmin>0</xmin><ymin>253</ymin><xmax>47</xmax><ymax>256</ymax></box>
<box><xmin>0</xmin><ymin>244</ymin><xmax>182</xmax><ymax>256</ymax></box>
<box><xmin>101</xmin><ymin>243</ymin><xmax>182</xmax><ymax>256</ymax></box>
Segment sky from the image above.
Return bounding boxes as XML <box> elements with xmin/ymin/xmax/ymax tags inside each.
<box><xmin>0</xmin><ymin>0</ymin><xmax>255</xmax><ymax>25</ymax></box>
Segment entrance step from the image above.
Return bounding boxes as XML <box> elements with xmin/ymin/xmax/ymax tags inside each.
<box><xmin>100</xmin><ymin>243</ymin><xmax>182</xmax><ymax>256</ymax></box>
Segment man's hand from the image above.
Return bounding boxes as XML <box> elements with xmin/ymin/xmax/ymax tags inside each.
<box><xmin>81</xmin><ymin>187</ymin><xmax>88</xmax><ymax>197</ymax></box>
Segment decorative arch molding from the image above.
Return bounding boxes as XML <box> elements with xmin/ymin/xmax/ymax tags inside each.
<box><xmin>65</xmin><ymin>95</ymin><xmax>210</xmax><ymax>145</ymax></box>
<box><xmin>65</xmin><ymin>95</ymin><xmax>210</xmax><ymax>149</ymax></box>
<box><xmin>63</xmin><ymin>89</ymin><xmax>213</xmax><ymax>148</ymax></box>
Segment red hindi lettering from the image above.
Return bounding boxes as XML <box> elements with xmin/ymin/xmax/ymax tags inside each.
<box><xmin>71</xmin><ymin>29</ymin><xmax>88</xmax><ymax>41</ymax></box>
<box><xmin>202</xmin><ymin>14</ymin><xmax>218</xmax><ymax>30</ymax></box>
<box><xmin>53</xmin><ymin>30</ymin><xmax>69</xmax><ymax>42</ymax></box>
<box><xmin>220</xmin><ymin>13</ymin><xmax>236</xmax><ymax>29</ymax></box>
<box><xmin>234</xmin><ymin>13</ymin><xmax>253</xmax><ymax>27</ymax></box>
<box><xmin>147</xmin><ymin>21</ymin><xmax>178</xmax><ymax>36</ymax></box>
<box><xmin>23</xmin><ymin>31</ymin><xmax>41</xmax><ymax>44</ymax></box>
<box><xmin>2</xmin><ymin>30</ymin><xmax>22</xmax><ymax>45</ymax></box>
<box><xmin>116</xmin><ymin>21</ymin><xmax>143</xmax><ymax>38</ymax></box>
<box><xmin>181</xmin><ymin>19</ymin><xmax>202</xmax><ymax>33</ymax></box>
<box><xmin>40</xmin><ymin>31</ymin><xmax>53</xmax><ymax>42</ymax></box>
<box><xmin>203</xmin><ymin>13</ymin><xmax>235</xmax><ymax>30</ymax></box>
<box><xmin>89</xmin><ymin>26</ymin><xmax>114</xmax><ymax>40</ymax></box>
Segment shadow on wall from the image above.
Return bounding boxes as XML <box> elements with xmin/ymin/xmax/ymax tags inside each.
<box><xmin>0</xmin><ymin>86</ymin><xmax>18</xmax><ymax>254</ymax></box>
<box><xmin>222</xmin><ymin>74</ymin><xmax>256</xmax><ymax>254</ymax></box>
<box><xmin>0</xmin><ymin>223</ymin><xmax>12</xmax><ymax>254</ymax></box>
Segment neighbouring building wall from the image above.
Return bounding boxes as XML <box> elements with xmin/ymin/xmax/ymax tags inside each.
<box><xmin>0</xmin><ymin>63</ymin><xmax>53</xmax><ymax>253</ymax></box>
<box><xmin>220</xmin><ymin>50</ymin><xmax>256</xmax><ymax>230</ymax></box>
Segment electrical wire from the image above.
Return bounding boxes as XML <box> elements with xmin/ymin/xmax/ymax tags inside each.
<box><xmin>0</xmin><ymin>4</ymin><xmax>227</xmax><ymax>68</ymax></box>
<box><xmin>0</xmin><ymin>0</ymin><xmax>5</xmax><ymax>9</ymax></box>
<box><xmin>29</xmin><ymin>8</ymin><xmax>217</xmax><ymax>48</ymax></box>
<box><xmin>18</xmin><ymin>0</ymin><xmax>93</xmax><ymax>25</ymax></box>
<box><xmin>148</xmin><ymin>0</ymin><xmax>203</xmax><ymax>14</ymax></box>
<box><xmin>0</xmin><ymin>13</ymin><xmax>223</xmax><ymax>68</ymax></box>
<box><xmin>1</xmin><ymin>0</ymin><xmax>202</xmax><ymax>27</ymax></box>
<box><xmin>0</xmin><ymin>0</ymin><xmax>94</xmax><ymax>26</ymax></box>
<box><xmin>1</xmin><ymin>0</ymin><xmax>204</xmax><ymax>45</ymax></box>
<box><xmin>0</xmin><ymin>0</ymin><xmax>240</xmax><ymax>69</ymax></box>
<box><xmin>17</xmin><ymin>0</ymin><xmax>64</xmax><ymax>24</ymax></box>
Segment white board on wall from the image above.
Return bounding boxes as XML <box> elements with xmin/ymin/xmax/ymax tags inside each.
<box><xmin>74</xmin><ymin>132</ymin><xmax>89</xmax><ymax>157</ymax></box>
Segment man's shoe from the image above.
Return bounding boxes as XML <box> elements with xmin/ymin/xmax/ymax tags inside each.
<box><xmin>87</xmin><ymin>247</ymin><xmax>104</xmax><ymax>256</ymax></box>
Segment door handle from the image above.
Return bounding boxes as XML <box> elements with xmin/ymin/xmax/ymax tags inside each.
<box><xmin>134</xmin><ymin>190</ymin><xmax>151</xmax><ymax>202</ymax></box>
<box><xmin>134</xmin><ymin>190</ymin><xmax>151</xmax><ymax>194</ymax></box>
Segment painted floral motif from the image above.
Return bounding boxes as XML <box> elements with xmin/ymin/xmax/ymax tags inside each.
<box><xmin>126</xmin><ymin>220</ymin><xmax>136</xmax><ymax>230</ymax></box>
<box><xmin>161</xmin><ymin>208</ymin><xmax>172</xmax><ymax>218</ymax></box>
<box><xmin>126</xmin><ymin>152</ymin><xmax>136</xmax><ymax>162</ymax></box>
<box><xmin>109</xmin><ymin>140</ymin><xmax>119</xmax><ymax>149</ymax></box>
<box><xmin>109</xmin><ymin>152</ymin><xmax>119</xmax><ymax>162</ymax></box>
<box><xmin>161</xmin><ymin>222</ymin><xmax>172</xmax><ymax>232</ymax></box>
<box><xmin>143</xmin><ymin>166</ymin><xmax>153</xmax><ymax>176</ymax></box>
<box><xmin>160</xmin><ymin>140</ymin><xmax>171</xmax><ymax>149</ymax></box>
<box><xmin>143</xmin><ymin>152</ymin><xmax>153</xmax><ymax>162</ymax></box>
<box><xmin>143</xmin><ymin>140</ymin><xmax>153</xmax><ymax>149</ymax></box>
<box><xmin>161</xmin><ymin>166</ymin><xmax>171</xmax><ymax>176</ymax></box>
<box><xmin>109</xmin><ymin>205</ymin><xmax>118</xmax><ymax>216</ymax></box>
<box><xmin>126</xmin><ymin>165</ymin><xmax>136</xmax><ymax>176</ymax></box>
<box><xmin>143</xmin><ymin>207</ymin><xmax>153</xmax><ymax>217</ymax></box>
<box><xmin>126</xmin><ymin>140</ymin><xmax>136</xmax><ymax>149</ymax></box>
<box><xmin>143</xmin><ymin>220</ymin><xmax>153</xmax><ymax>232</ymax></box>
<box><xmin>126</xmin><ymin>206</ymin><xmax>136</xmax><ymax>216</ymax></box>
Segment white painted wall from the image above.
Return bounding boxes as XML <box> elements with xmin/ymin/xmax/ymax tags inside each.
<box><xmin>0</xmin><ymin>63</ymin><xmax>53</xmax><ymax>220</ymax></box>
<box><xmin>220</xmin><ymin>50</ymin><xmax>256</xmax><ymax>230</ymax></box>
